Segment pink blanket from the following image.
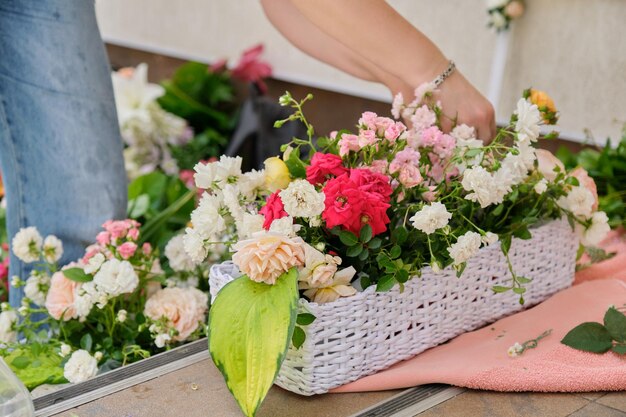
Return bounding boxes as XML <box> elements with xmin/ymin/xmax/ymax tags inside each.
<box><xmin>333</xmin><ymin>232</ymin><xmax>626</xmax><ymax>393</ymax></box>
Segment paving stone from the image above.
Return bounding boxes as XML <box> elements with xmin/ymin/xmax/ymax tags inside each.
<box><xmin>577</xmin><ymin>392</ymin><xmax>607</xmax><ymax>401</ymax></box>
<box><xmin>417</xmin><ymin>391</ymin><xmax>589</xmax><ymax>417</ymax></box>
<box><xmin>597</xmin><ymin>392</ymin><xmax>626</xmax><ymax>413</ymax></box>
<box><xmin>568</xmin><ymin>402</ymin><xmax>626</xmax><ymax>417</ymax></box>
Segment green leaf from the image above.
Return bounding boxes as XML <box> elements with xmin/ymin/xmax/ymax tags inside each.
<box><xmin>339</xmin><ymin>231</ymin><xmax>359</xmax><ymax>247</ymax></box>
<box><xmin>389</xmin><ymin>245</ymin><xmax>402</xmax><ymax>260</ymax></box>
<box><xmin>492</xmin><ymin>204</ymin><xmax>504</xmax><ymax>216</ymax></box>
<box><xmin>516</xmin><ymin>276</ymin><xmax>533</xmax><ymax>284</ymax></box>
<box><xmin>512</xmin><ymin>287</ymin><xmax>526</xmax><ymax>295</ymax></box>
<box><xmin>128</xmin><ymin>194</ymin><xmax>151</xmax><ymax>219</ymax></box>
<box><xmin>346</xmin><ymin>245</ymin><xmax>363</xmax><ymax>258</ymax></box>
<box><xmin>492</xmin><ymin>285</ymin><xmax>512</xmax><ymax>293</ymax></box>
<box><xmin>604</xmin><ymin>307</ymin><xmax>626</xmax><ymax>342</ymax></box>
<box><xmin>208</xmin><ymin>268</ymin><xmax>299</xmax><ymax>417</ymax></box>
<box><xmin>296</xmin><ymin>313</ymin><xmax>316</xmax><ymax>326</ymax></box>
<box><xmin>360</xmin><ymin>224</ymin><xmax>373</xmax><ymax>243</ymax></box>
<box><xmin>291</xmin><ymin>327</ymin><xmax>306</xmax><ymax>349</ymax></box>
<box><xmin>396</xmin><ymin>269</ymin><xmax>409</xmax><ymax>283</ymax></box>
<box><xmin>80</xmin><ymin>333</ymin><xmax>93</xmax><ymax>352</ymax></box>
<box><xmin>391</xmin><ymin>227</ymin><xmax>408</xmax><ymax>245</ymax></box>
<box><xmin>5</xmin><ymin>346</ymin><xmax>66</xmax><ymax>389</ymax></box>
<box><xmin>367</xmin><ymin>238</ymin><xmax>382</xmax><ymax>250</ymax></box>
<box><xmin>284</xmin><ymin>148</ymin><xmax>307</xmax><ymax>179</ymax></box>
<box><xmin>500</xmin><ymin>235</ymin><xmax>512</xmax><ymax>256</ymax></box>
<box><xmin>358</xmin><ymin>248</ymin><xmax>369</xmax><ymax>261</ymax></box>
<box><xmin>612</xmin><ymin>345</ymin><xmax>626</xmax><ymax>355</ymax></box>
<box><xmin>561</xmin><ymin>322</ymin><xmax>613</xmax><ymax>353</ymax></box>
<box><xmin>376</xmin><ymin>275</ymin><xmax>396</xmax><ymax>292</ymax></box>
<box><xmin>62</xmin><ymin>268</ymin><xmax>93</xmax><ymax>283</ymax></box>
<box><xmin>513</xmin><ymin>227</ymin><xmax>532</xmax><ymax>240</ymax></box>
<box><xmin>11</xmin><ymin>356</ymin><xmax>31</xmax><ymax>370</ymax></box>
<box><xmin>464</xmin><ymin>148</ymin><xmax>482</xmax><ymax>158</ymax></box>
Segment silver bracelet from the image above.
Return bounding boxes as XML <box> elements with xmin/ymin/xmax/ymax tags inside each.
<box><xmin>431</xmin><ymin>60</ymin><xmax>456</xmax><ymax>88</ymax></box>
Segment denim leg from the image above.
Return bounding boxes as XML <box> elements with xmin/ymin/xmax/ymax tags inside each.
<box><xmin>0</xmin><ymin>0</ymin><xmax>127</xmax><ymax>306</ymax></box>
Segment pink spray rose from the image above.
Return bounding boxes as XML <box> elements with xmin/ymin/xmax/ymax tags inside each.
<box><xmin>570</xmin><ymin>167</ymin><xmax>599</xmax><ymax>211</ymax></box>
<box><xmin>118</xmin><ymin>242</ymin><xmax>138</xmax><ymax>260</ymax></box>
<box><xmin>96</xmin><ymin>232</ymin><xmax>110</xmax><ymax>246</ymax></box>
<box><xmin>45</xmin><ymin>271</ymin><xmax>80</xmax><ymax>321</ymax></box>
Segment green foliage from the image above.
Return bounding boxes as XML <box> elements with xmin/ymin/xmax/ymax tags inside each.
<box><xmin>4</xmin><ymin>344</ymin><xmax>66</xmax><ymax>390</ymax></box>
<box><xmin>209</xmin><ymin>269</ymin><xmax>299</xmax><ymax>417</ymax></box>
<box><xmin>561</xmin><ymin>306</ymin><xmax>626</xmax><ymax>354</ymax></box>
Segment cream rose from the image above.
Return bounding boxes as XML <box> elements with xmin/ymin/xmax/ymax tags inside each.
<box><xmin>45</xmin><ymin>271</ymin><xmax>80</xmax><ymax>321</ymax></box>
<box><xmin>232</xmin><ymin>232</ymin><xmax>305</xmax><ymax>285</ymax></box>
<box><xmin>299</xmin><ymin>244</ymin><xmax>341</xmax><ymax>288</ymax></box>
<box><xmin>570</xmin><ymin>167</ymin><xmax>599</xmax><ymax>211</ymax></box>
<box><xmin>144</xmin><ymin>287</ymin><xmax>208</xmax><ymax>342</ymax></box>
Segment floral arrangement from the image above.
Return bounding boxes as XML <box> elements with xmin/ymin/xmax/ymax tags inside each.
<box><xmin>112</xmin><ymin>44</ymin><xmax>273</xmax><ymax>179</ymax></box>
<box><xmin>486</xmin><ymin>0</ymin><xmax>525</xmax><ymax>32</ymax></box>
<box><xmin>183</xmin><ymin>86</ymin><xmax>607</xmax><ymax>416</ymax></box>
<box><xmin>0</xmin><ymin>221</ymin><xmax>208</xmax><ymax>390</ymax></box>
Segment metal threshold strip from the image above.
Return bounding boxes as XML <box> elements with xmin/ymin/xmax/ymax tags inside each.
<box><xmin>349</xmin><ymin>385</ymin><xmax>465</xmax><ymax>417</ymax></box>
<box><xmin>33</xmin><ymin>338</ymin><xmax>210</xmax><ymax>417</ymax></box>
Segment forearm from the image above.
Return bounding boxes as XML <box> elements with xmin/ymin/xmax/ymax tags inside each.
<box><xmin>288</xmin><ymin>0</ymin><xmax>448</xmax><ymax>86</ymax></box>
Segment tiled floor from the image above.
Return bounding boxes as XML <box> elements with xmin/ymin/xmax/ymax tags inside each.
<box><xmin>53</xmin><ymin>359</ymin><xmax>626</xmax><ymax>417</ymax></box>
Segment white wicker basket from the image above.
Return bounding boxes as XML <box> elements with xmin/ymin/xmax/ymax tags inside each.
<box><xmin>209</xmin><ymin>219</ymin><xmax>577</xmax><ymax>396</ymax></box>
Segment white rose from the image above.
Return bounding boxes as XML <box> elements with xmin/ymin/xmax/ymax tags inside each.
<box><xmin>482</xmin><ymin>232</ymin><xmax>499</xmax><ymax>246</ymax></box>
<box><xmin>279</xmin><ymin>179</ymin><xmax>325</xmax><ymax>219</ymax></box>
<box><xmin>93</xmin><ymin>259</ymin><xmax>138</xmax><ymax>296</ymax></box>
<box><xmin>577</xmin><ymin>211</ymin><xmax>611</xmax><ymax>247</ymax></box>
<box><xmin>409</xmin><ymin>202</ymin><xmax>452</xmax><ymax>235</ymax></box>
<box><xmin>237</xmin><ymin>213</ymin><xmax>265</xmax><ymax>240</ymax></box>
<box><xmin>462</xmin><ymin>166</ymin><xmax>502</xmax><ymax>208</ymax></box>
<box><xmin>558</xmin><ymin>186</ymin><xmax>595</xmax><ymax>219</ymax></box>
<box><xmin>11</xmin><ymin>227</ymin><xmax>43</xmax><ymax>263</ymax></box>
<box><xmin>183</xmin><ymin>227</ymin><xmax>208</xmax><ymax>264</ymax></box>
<box><xmin>193</xmin><ymin>161</ymin><xmax>218</xmax><ymax>189</ymax></box>
<box><xmin>0</xmin><ymin>310</ymin><xmax>18</xmax><ymax>343</ymax></box>
<box><xmin>60</xmin><ymin>343</ymin><xmax>72</xmax><ymax>358</ymax></box>
<box><xmin>43</xmin><ymin>235</ymin><xmax>64</xmax><ymax>264</ymax></box>
<box><xmin>534</xmin><ymin>179</ymin><xmax>548</xmax><ymax>194</ymax></box>
<box><xmin>84</xmin><ymin>253</ymin><xmax>106</xmax><ymax>275</ymax></box>
<box><xmin>155</xmin><ymin>333</ymin><xmax>172</xmax><ymax>348</ymax></box>
<box><xmin>514</xmin><ymin>98</ymin><xmax>542</xmax><ymax>144</ymax></box>
<box><xmin>165</xmin><ymin>235</ymin><xmax>196</xmax><ymax>272</ymax></box>
<box><xmin>299</xmin><ymin>244</ymin><xmax>341</xmax><ymax>288</ymax></box>
<box><xmin>117</xmin><ymin>309</ymin><xmax>128</xmax><ymax>323</ymax></box>
<box><xmin>448</xmin><ymin>231</ymin><xmax>482</xmax><ymax>265</ymax></box>
<box><xmin>64</xmin><ymin>350</ymin><xmax>98</xmax><ymax>384</ymax></box>
<box><xmin>23</xmin><ymin>272</ymin><xmax>49</xmax><ymax>306</ymax></box>
<box><xmin>269</xmin><ymin>216</ymin><xmax>300</xmax><ymax>237</ymax></box>
<box><xmin>190</xmin><ymin>193</ymin><xmax>226</xmax><ymax>240</ymax></box>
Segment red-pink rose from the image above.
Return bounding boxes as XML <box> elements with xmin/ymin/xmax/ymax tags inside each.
<box><xmin>259</xmin><ymin>191</ymin><xmax>288</xmax><ymax>230</ymax></box>
<box><xmin>118</xmin><ymin>242</ymin><xmax>138</xmax><ymax>260</ymax></box>
<box><xmin>306</xmin><ymin>153</ymin><xmax>348</xmax><ymax>185</ymax></box>
<box><xmin>349</xmin><ymin>168</ymin><xmax>393</xmax><ymax>201</ymax></box>
<box><xmin>357</xmin><ymin>197</ymin><xmax>391</xmax><ymax>236</ymax></box>
<box><xmin>322</xmin><ymin>175</ymin><xmax>367</xmax><ymax>234</ymax></box>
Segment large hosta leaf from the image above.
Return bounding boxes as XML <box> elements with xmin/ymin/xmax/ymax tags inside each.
<box><xmin>208</xmin><ymin>268</ymin><xmax>298</xmax><ymax>417</ymax></box>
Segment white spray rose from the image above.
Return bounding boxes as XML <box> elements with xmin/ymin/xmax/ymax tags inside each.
<box><xmin>409</xmin><ymin>202</ymin><xmax>452</xmax><ymax>235</ymax></box>
<box><xmin>64</xmin><ymin>350</ymin><xmax>98</xmax><ymax>384</ymax></box>
<box><xmin>448</xmin><ymin>231</ymin><xmax>482</xmax><ymax>265</ymax></box>
<box><xmin>93</xmin><ymin>259</ymin><xmax>139</xmax><ymax>297</ymax></box>
<box><xmin>12</xmin><ymin>227</ymin><xmax>43</xmax><ymax>263</ymax></box>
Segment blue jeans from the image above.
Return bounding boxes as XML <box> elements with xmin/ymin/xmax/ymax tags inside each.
<box><xmin>0</xmin><ymin>1</ymin><xmax>127</xmax><ymax>306</ymax></box>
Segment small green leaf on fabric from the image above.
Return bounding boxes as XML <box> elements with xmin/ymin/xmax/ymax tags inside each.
<box><xmin>561</xmin><ymin>322</ymin><xmax>613</xmax><ymax>353</ymax></box>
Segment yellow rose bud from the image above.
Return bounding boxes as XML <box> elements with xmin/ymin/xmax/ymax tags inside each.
<box><xmin>264</xmin><ymin>157</ymin><xmax>291</xmax><ymax>192</ymax></box>
<box><xmin>530</xmin><ymin>89</ymin><xmax>558</xmax><ymax>124</ymax></box>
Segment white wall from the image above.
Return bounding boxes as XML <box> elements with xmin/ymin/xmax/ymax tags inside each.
<box><xmin>96</xmin><ymin>0</ymin><xmax>626</xmax><ymax>143</ymax></box>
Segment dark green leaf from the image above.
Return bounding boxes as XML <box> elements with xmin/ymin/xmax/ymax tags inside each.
<box><xmin>513</xmin><ymin>227</ymin><xmax>532</xmax><ymax>240</ymax></box>
<box><xmin>396</xmin><ymin>269</ymin><xmax>409</xmax><ymax>283</ymax></box>
<box><xmin>296</xmin><ymin>313</ymin><xmax>316</xmax><ymax>326</ymax></box>
<box><xmin>604</xmin><ymin>307</ymin><xmax>626</xmax><ymax>342</ymax></box>
<box><xmin>360</xmin><ymin>224</ymin><xmax>373</xmax><ymax>243</ymax></box>
<box><xmin>339</xmin><ymin>231</ymin><xmax>359</xmax><ymax>246</ymax></box>
<box><xmin>367</xmin><ymin>238</ymin><xmax>382</xmax><ymax>250</ymax></box>
<box><xmin>284</xmin><ymin>148</ymin><xmax>307</xmax><ymax>179</ymax></box>
<box><xmin>376</xmin><ymin>275</ymin><xmax>396</xmax><ymax>292</ymax></box>
<box><xmin>292</xmin><ymin>326</ymin><xmax>306</xmax><ymax>349</ymax></box>
<box><xmin>561</xmin><ymin>322</ymin><xmax>613</xmax><ymax>353</ymax></box>
<box><xmin>62</xmin><ymin>268</ymin><xmax>92</xmax><ymax>283</ymax></box>
<box><xmin>612</xmin><ymin>345</ymin><xmax>626</xmax><ymax>355</ymax></box>
<box><xmin>389</xmin><ymin>245</ymin><xmax>402</xmax><ymax>259</ymax></box>
<box><xmin>358</xmin><ymin>248</ymin><xmax>369</xmax><ymax>261</ymax></box>
<box><xmin>391</xmin><ymin>227</ymin><xmax>409</xmax><ymax>245</ymax></box>
<box><xmin>501</xmin><ymin>235</ymin><xmax>512</xmax><ymax>255</ymax></box>
<box><xmin>80</xmin><ymin>333</ymin><xmax>93</xmax><ymax>352</ymax></box>
<box><xmin>492</xmin><ymin>204</ymin><xmax>505</xmax><ymax>216</ymax></box>
<box><xmin>346</xmin><ymin>245</ymin><xmax>363</xmax><ymax>258</ymax></box>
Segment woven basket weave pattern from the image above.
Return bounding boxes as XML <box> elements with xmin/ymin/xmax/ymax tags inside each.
<box><xmin>210</xmin><ymin>219</ymin><xmax>577</xmax><ymax>395</ymax></box>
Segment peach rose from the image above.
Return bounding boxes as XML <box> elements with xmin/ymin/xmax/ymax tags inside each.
<box><xmin>504</xmin><ymin>0</ymin><xmax>525</xmax><ymax>19</ymax></box>
<box><xmin>232</xmin><ymin>232</ymin><xmax>305</xmax><ymax>285</ymax></box>
<box><xmin>45</xmin><ymin>271</ymin><xmax>80</xmax><ymax>321</ymax></box>
<box><xmin>535</xmin><ymin>149</ymin><xmax>565</xmax><ymax>181</ymax></box>
<box><xmin>144</xmin><ymin>287</ymin><xmax>208</xmax><ymax>342</ymax></box>
<box><xmin>570</xmin><ymin>167</ymin><xmax>599</xmax><ymax>211</ymax></box>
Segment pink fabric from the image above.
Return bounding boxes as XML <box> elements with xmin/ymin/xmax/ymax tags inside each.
<box><xmin>333</xmin><ymin>233</ymin><xmax>626</xmax><ymax>393</ymax></box>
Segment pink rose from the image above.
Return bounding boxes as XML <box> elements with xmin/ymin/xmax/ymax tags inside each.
<box><xmin>358</xmin><ymin>111</ymin><xmax>378</xmax><ymax>130</ymax></box>
<box><xmin>390</xmin><ymin>147</ymin><xmax>421</xmax><ymax>174</ymax></box>
<box><xmin>96</xmin><ymin>232</ymin><xmax>110</xmax><ymax>246</ymax></box>
<box><xmin>357</xmin><ymin>129</ymin><xmax>378</xmax><ymax>148</ymax></box>
<box><xmin>118</xmin><ymin>242</ymin><xmax>138</xmax><ymax>260</ymax></box>
<box><xmin>535</xmin><ymin>149</ymin><xmax>565</xmax><ymax>181</ymax></box>
<box><xmin>142</xmin><ymin>243</ymin><xmax>153</xmax><ymax>256</ymax></box>
<box><xmin>570</xmin><ymin>167</ymin><xmax>599</xmax><ymax>211</ymax></box>
<box><xmin>384</xmin><ymin>122</ymin><xmax>406</xmax><ymax>142</ymax></box>
<box><xmin>127</xmin><ymin>228</ymin><xmax>139</xmax><ymax>241</ymax></box>
<box><xmin>349</xmin><ymin>168</ymin><xmax>393</xmax><ymax>201</ymax></box>
<box><xmin>398</xmin><ymin>165</ymin><xmax>423</xmax><ymax>188</ymax></box>
<box><xmin>106</xmin><ymin>221</ymin><xmax>129</xmax><ymax>240</ymax></box>
<box><xmin>45</xmin><ymin>271</ymin><xmax>79</xmax><ymax>321</ymax></box>
<box><xmin>259</xmin><ymin>191</ymin><xmax>288</xmax><ymax>230</ymax></box>
<box><xmin>144</xmin><ymin>287</ymin><xmax>208</xmax><ymax>342</ymax></box>
<box><xmin>370</xmin><ymin>159</ymin><xmax>389</xmax><ymax>174</ymax></box>
<box><xmin>306</xmin><ymin>153</ymin><xmax>348</xmax><ymax>185</ymax></box>
<box><xmin>339</xmin><ymin>133</ymin><xmax>361</xmax><ymax>156</ymax></box>
<box><xmin>231</xmin><ymin>44</ymin><xmax>272</xmax><ymax>93</ymax></box>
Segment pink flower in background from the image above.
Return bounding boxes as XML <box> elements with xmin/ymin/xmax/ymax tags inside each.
<box><xmin>384</xmin><ymin>121</ymin><xmax>406</xmax><ymax>142</ymax></box>
<box><xmin>144</xmin><ymin>287</ymin><xmax>208</xmax><ymax>342</ymax></box>
<box><xmin>358</xmin><ymin>112</ymin><xmax>378</xmax><ymax>130</ymax></box>
<box><xmin>209</xmin><ymin>58</ymin><xmax>228</xmax><ymax>73</ymax></box>
<box><xmin>419</xmin><ymin>126</ymin><xmax>445</xmax><ymax>148</ymax></box>
<box><xmin>306</xmin><ymin>153</ymin><xmax>348</xmax><ymax>185</ymax></box>
<box><xmin>358</xmin><ymin>129</ymin><xmax>378</xmax><ymax>148</ymax></box>
<box><xmin>231</xmin><ymin>44</ymin><xmax>273</xmax><ymax>93</ymax></box>
<box><xmin>96</xmin><ymin>232</ymin><xmax>111</xmax><ymax>246</ymax></box>
<box><xmin>118</xmin><ymin>242</ymin><xmax>138</xmax><ymax>260</ymax></box>
<box><xmin>398</xmin><ymin>165</ymin><xmax>423</xmax><ymax>189</ymax></box>
<box><xmin>259</xmin><ymin>191</ymin><xmax>288</xmax><ymax>230</ymax></box>
<box><xmin>433</xmin><ymin>133</ymin><xmax>456</xmax><ymax>159</ymax></box>
<box><xmin>339</xmin><ymin>133</ymin><xmax>361</xmax><ymax>156</ymax></box>
<box><xmin>127</xmin><ymin>228</ymin><xmax>139</xmax><ymax>241</ymax></box>
<box><xmin>0</xmin><ymin>258</ymin><xmax>8</xmax><ymax>281</ymax></box>
<box><xmin>423</xmin><ymin>185</ymin><xmax>438</xmax><ymax>202</ymax></box>
<box><xmin>370</xmin><ymin>159</ymin><xmax>389</xmax><ymax>174</ymax></box>
<box><xmin>409</xmin><ymin>105</ymin><xmax>437</xmax><ymax>134</ymax></box>
<box><xmin>389</xmin><ymin>147</ymin><xmax>421</xmax><ymax>174</ymax></box>
<box><xmin>142</xmin><ymin>243</ymin><xmax>153</xmax><ymax>256</ymax></box>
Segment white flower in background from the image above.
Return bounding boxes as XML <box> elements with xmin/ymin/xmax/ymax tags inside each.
<box><xmin>461</xmin><ymin>166</ymin><xmax>502</xmax><ymax>208</ymax></box>
<box><xmin>222</xmin><ymin>184</ymin><xmax>244</xmax><ymax>223</ymax></box>
<box><xmin>0</xmin><ymin>310</ymin><xmax>18</xmax><ymax>343</ymax></box>
<box><xmin>190</xmin><ymin>193</ymin><xmax>226</xmax><ymax>240</ymax></box>
<box><xmin>514</xmin><ymin>98</ymin><xmax>542</xmax><ymax>144</ymax></box>
<box><xmin>42</xmin><ymin>235</ymin><xmax>63</xmax><ymax>263</ymax></box>
<box><xmin>239</xmin><ymin>169</ymin><xmax>266</xmax><ymax>199</ymax></box>
<box><xmin>17</xmin><ymin>306</ymin><xmax>28</xmax><ymax>316</ymax></box>
<box><xmin>94</xmin><ymin>352</ymin><xmax>103</xmax><ymax>361</ymax></box>
<box><xmin>193</xmin><ymin>161</ymin><xmax>218</xmax><ymax>190</ymax></box>
<box><xmin>93</xmin><ymin>259</ymin><xmax>139</xmax><ymax>297</ymax></box>
<box><xmin>117</xmin><ymin>309</ymin><xmax>128</xmax><ymax>323</ymax></box>
<box><xmin>269</xmin><ymin>216</ymin><xmax>300</xmax><ymax>237</ymax></box>
<box><xmin>409</xmin><ymin>202</ymin><xmax>452</xmax><ymax>235</ymax></box>
<box><xmin>215</xmin><ymin>155</ymin><xmax>243</xmax><ymax>184</ymax></box>
<box><xmin>448</xmin><ymin>231</ymin><xmax>482</xmax><ymax>265</ymax></box>
<box><xmin>577</xmin><ymin>211</ymin><xmax>610</xmax><ymax>247</ymax></box>
<box><xmin>534</xmin><ymin>178</ymin><xmax>548</xmax><ymax>194</ymax></box>
<box><xmin>413</xmin><ymin>82</ymin><xmax>436</xmax><ymax>102</ymax></box>
<box><xmin>507</xmin><ymin>342</ymin><xmax>523</xmax><ymax>358</ymax></box>
<box><xmin>84</xmin><ymin>253</ymin><xmax>106</xmax><ymax>275</ymax></box>
<box><xmin>23</xmin><ymin>271</ymin><xmax>50</xmax><ymax>306</ymax></box>
<box><xmin>60</xmin><ymin>343</ymin><xmax>72</xmax><ymax>358</ymax></box>
<box><xmin>183</xmin><ymin>227</ymin><xmax>208</xmax><ymax>264</ymax></box>
<box><xmin>12</xmin><ymin>227</ymin><xmax>43</xmax><ymax>263</ymax></box>
<box><xmin>486</xmin><ymin>0</ymin><xmax>509</xmax><ymax>9</ymax></box>
<box><xmin>279</xmin><ymin>179</ymin><xmax>325</xmax><ymax>219</ymax></box>
<box><xmin>111</xmin><ymin>63</ymin><xmax>164</xmax><ymax>126</ymax></box>
<box><xmin>237</xmin><ymin>213</ymin><xmax>265</xmax><ymax>240</ymax></box>
<box><xmin>165</xmin><ymin>235</ymin><xmax>197</xmax><ymax>272</ymax></box>
<box><xmin>489</xmin><ymin>10</ymin><xmax>507</xmax><ymax>29</ymax></box>
<box><xmin>482</xmin><ymin>232</ymin><xmax>499</xmax><ymax>246</ymax></box>
<box><xmin>155</xmin><ymin>333</ymin><xmax>172</xmax><ymax>348</ymax></box>
<box><xmin>300</xmin><ymin>266</ymin><xmax>357</xmax><ymax>304</ymax></box>
<box><xmin>558</xmin><ymin>186</ymin><xmax>595</xmax><ymax>219</ymax></box>
<box><xmin>299</xmin><ymin>244</ymin><xmax>342</xmax><ymax>288</ymax></box>
<box><xmin>451</xmin><ymin>124</ymin><xmax>482</xmax><ymax>147</ymax></box>
<box><xmin>391</xmin><ymin>92</ymin><xmax>404</xmax><ymax>119</ymax></box>
<box><xmin>63</xmin><ymin>350</ymin><xmax>98</xmax><ymax>384</ymax></box>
